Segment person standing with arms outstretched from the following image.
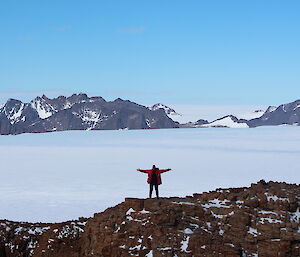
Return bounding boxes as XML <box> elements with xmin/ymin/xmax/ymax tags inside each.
<box><xmin>137</xmin><ymin>165</ymin><xmax>171</xmax><ymax>199</ymax></box>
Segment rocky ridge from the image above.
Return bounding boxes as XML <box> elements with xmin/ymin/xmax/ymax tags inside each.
<box><xmin>149</xmin><ymin>104</ymin><xmax>181</xmax><ymax>116</ymax></box>
<box><xmin>248</xmin><ymin>100</ymin><xmax>300</xmax><ymax>127</ymax></box>
<box><xmin>1</xmin><ymin>180</ymin><xmax>300</xmax><ymax>256</ymax></box>
<box><xmin>199</xmin><ymin>115</ymin><xmax>249</xmax><ymax>128</ymax></box>
<box><xmin>192</xmin><ymin>99</ymin><xmax>300</xmax><ymax>128</ymax></box>
<box><xmin>2</xmin><ymin>95</ymin><xmax>300</xmax><ymax>133</ymax></box>
<box><xmin>0</xmin><ymin>94</ymin><xmax>178</xmax><ymax>135</ymax></box>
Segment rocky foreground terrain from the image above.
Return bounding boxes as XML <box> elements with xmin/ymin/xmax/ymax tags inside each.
<box><xmin>1</xmin><ymin>180</ymin><xmax>300</xmax><ymax>257</ymax></box>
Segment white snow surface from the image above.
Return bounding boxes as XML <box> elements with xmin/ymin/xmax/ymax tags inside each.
<box><xmin>266</xmin><ymin>106</ymin><xmax>277</xmax><ymax>113</ymax></box>
<box><xmin>0</xmin><ymin>127</ymin><xmax>300</xmax><ymax>222</ymax></box>
<box><xmin>180</xmin><ymin>236</ymin><xmax>191</xmax><ymax>252</ymax></box>
<box><xmin>201</xmin><ymin>116</ymin><xmax>249</xmax><ymax>128</ymax></box>
<box><xmin>248</xmin><ymin>227</ymin><xmax>258</xmax><ymax>237</ymax></box>
<box><xmin>167</xmin><ymin>104</ymin><xmax>267</xmax><ymax>123</ymax></box>
<box><xmin>145</xmin><ymin>250</ymin><xmax>153</xmax><ymax>257</ymax></box>
<box><xmin>149</xmin><ymin>103</ymin><xmax>179</xmax><ymax>114</ymax></box>
<box><xmin>238</xmin><ymin>110</ymin><xmax>265</xmax><ymax>120</ymax></box>
<box><xmin>31</xmin><ymin>98</ymin><xmax>55</xmax><ymax>119</ymax></box>
<box><xmin>7</xmin><ymin>103</ymin><xmax>25</xmax><ymax>124</ymax></box>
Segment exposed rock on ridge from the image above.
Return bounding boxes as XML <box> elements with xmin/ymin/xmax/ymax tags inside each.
<box><xmin>149</xmin><ymin>104</ymin><xmax>181</xmax><ymax>116</ymax></box>
<box><xmin>1</xmin><ymin>180</ymin><xmax>300</xmax><ymax>256</ymax></box>
<box><xmin>248</xmin><ymin>100</ymin><xmax>300</xmax><ymax>127</ymax></box>
<box><xmin>0</xmin><ymin>94</ymin><xmax>178</xmax><ymax>135</ymax></box>
<box><xmin>199</xmin><ymin>115</ymin><xmax>249</xmax><ymax>128</ymax></box>
<box><xmin>192</xmin><ymin>99</ymin><xmax>300</xmax><ymax>128</ymax></box>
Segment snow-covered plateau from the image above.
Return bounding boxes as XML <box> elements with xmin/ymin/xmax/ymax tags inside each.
<box><xmin>166</xmin><ymin>104</ymin><xmax>267</xmax><ymax>123</ymax></box>
<box><xmin>0</xmin><ymin>127</ymin><xmax>300</xmax><ymax>222</ymax></box>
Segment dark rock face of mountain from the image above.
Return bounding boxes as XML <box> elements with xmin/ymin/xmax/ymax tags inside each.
<box><xmin>190</xmin><ymin>99</ymin><xmax>300</xmax><ymax>128</ymax></box>
<box><xmin>0</xmin><ymin>94</ymin><xmax>179</xmax><ymax>135</ymax></box>
<box><xmin>195</xmin><ymin>119</ymin><xmax>209</xmax><ymax>125</ymax></box>
<box><xmin>1</xmin><ymin>180</ymin><xmax>300</xmax><ymax>257</ymax></box>
<box><xmin>247</xmin><ymin>100</ymin><xmax>300</xmax><ymax>127</ymax></box>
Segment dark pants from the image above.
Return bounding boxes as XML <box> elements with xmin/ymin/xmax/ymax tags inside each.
<box><xmin>149</xmin><ymin>184</ymin><xmax>159</xmax><ymax>198</ymax></box>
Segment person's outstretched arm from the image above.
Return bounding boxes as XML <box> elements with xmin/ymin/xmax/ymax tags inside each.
<box><xmin>137</xmin><ymin>169</ymin><xmax>151</xmax><ymax>173</ymax></box>
<box><xmin>159</xmin><ymin>168</ymin><xmax>172</xmax><ymax>173</ymax></box>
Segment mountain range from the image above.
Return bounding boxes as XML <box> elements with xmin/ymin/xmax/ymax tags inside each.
<box><xmin>0</xmin><ymin>94</ymin><xmax>178</xmax><ymax>135</ymax></box>
<box><xmin>1</xmin><ymin>94</ymin><xmax>300</xmax><ymax>134</ymax></box>
<box><xmin>186</xmin><ymin>100</ymin><xmax>300</xmax><ymax>128</ymax></box>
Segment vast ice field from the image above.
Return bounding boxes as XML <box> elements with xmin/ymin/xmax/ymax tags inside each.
<box><xmin>0</xmin><ymin>127</ymin><xmax>300</xmax><ymax>222</ymax></box>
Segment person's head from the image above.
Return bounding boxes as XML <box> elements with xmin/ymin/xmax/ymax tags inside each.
<box><xmin>152</xmin><ymin>165</ymin><xmax>158</xmax><ymax>171</ymax></box>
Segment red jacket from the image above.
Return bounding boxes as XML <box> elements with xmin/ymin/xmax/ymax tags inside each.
<box><xmin>138</xmin><ymin>168</ymin><xmax>171</xmax><ymax>185</ymax></box>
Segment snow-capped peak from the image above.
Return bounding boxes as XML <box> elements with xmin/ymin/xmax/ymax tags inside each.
<box><xmin>200</xmin><ymin>115</ymin><xmax>249</xmax><ymax>128</ymax></box>
<box><xmin>2</xmin><ymin>100</ymin><xmax>26</xmax><ymax>124</ymax></box>
<box><xmin>30</xmin><ymin>97</ymin><xmax>56</xmax><ymax>119</ymax></box>
<box><xmin>149</xmin><ymin>103</ymin><xmax>181</xmax><ymax>116</ymax></box>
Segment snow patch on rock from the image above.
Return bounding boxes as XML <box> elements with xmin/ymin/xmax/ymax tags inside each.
<box><xmin>7</xmin><ymin>103</ymin><xmax>25</xmax><ymax>124</ymax></box>
<box><xmin>200</xmin><ymin>116</ymin><xmax>249</xmax><ymax>128</ymax></box>
<box><xmin>31</xmin><ymin>98</ymin><xmax>55</xmax><ymax>119</ymax></box>
<box><xmin>149</xmin><ymin>103</ymin><xmax>181</xmax><ymax>116</ymax></box>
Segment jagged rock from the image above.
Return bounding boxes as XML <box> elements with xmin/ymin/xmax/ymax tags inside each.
<box><xmin>149</xmin><ymin>104</ymin><xmax>181</xmax><ymax>116</ymax></box>
<box><xmin>195</xmin><ymin>119</ymin><xmax>209</xmax><ymax>126</ymax></box>
<box><xmin>1</xmin><ymin>181</ymin><xmax>300</xmax><ymax>256</ymax></box>
<box><xmin>184</xmin><ymin>99</ymin><xmax>300</xmax><ymax>128</ymax></box>
<box><xmin>0</xmin><ymin>94</ymin><xmax>179</xmax><ymax>135</ymax></box>
<box><xmin>248</xmin><ymin>99</ymin><xmax>300</xmax><ymax>127</ymax></box>
<box><xmin>199</xmin><ymin>115</ymin><xmax>249</xmax><ymax>128</ymax></box>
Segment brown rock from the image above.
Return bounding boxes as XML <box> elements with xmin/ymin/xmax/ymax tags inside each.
<box><xmin>1</xmin><ymin>180</ymin><xmax>300</xmax><ymax>256</ymax></box>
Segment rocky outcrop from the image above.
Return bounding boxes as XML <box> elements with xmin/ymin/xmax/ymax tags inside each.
<box><xmin>0</xmin><ymin>218</ymin><xmax>87</xmax><ymax>257</ymax></box>
<box><xmin>149</xmin><ymin>104</ymin><xmax>181</xmax><ymax>116</ymax></box>
<box><xmin>0</xmin><ymin>94</ymin><xmax>179</xmax><ymax>135</ymax></box>
<box><xmin>199</xmin><ymin>115</ymin><xmax>249</xmax><ymax>128</ymax></box>
<box><xmin>1</xmin><ymin>180</ymin><xmax>300</xmax><ymax>256</ymax></box>
<box><xmin>187</xmin><ymin>99</ymin><xmax>300</xmax><ymax>128</ymax></box>
<box><xmin>195</xmin><ymin>119</ymin><xmax>209</xmax><ymax>126</ymax></box>
<box><xmin>248</xmin><ymin>100</ymin><xmax>300</xmax><ymax>127</ymax></box>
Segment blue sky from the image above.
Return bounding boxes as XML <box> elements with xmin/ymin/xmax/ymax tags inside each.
<box><xmin>0</xmin><ymin>1</ymin><xmax>299</xmax><ymax>105</ymax></box>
